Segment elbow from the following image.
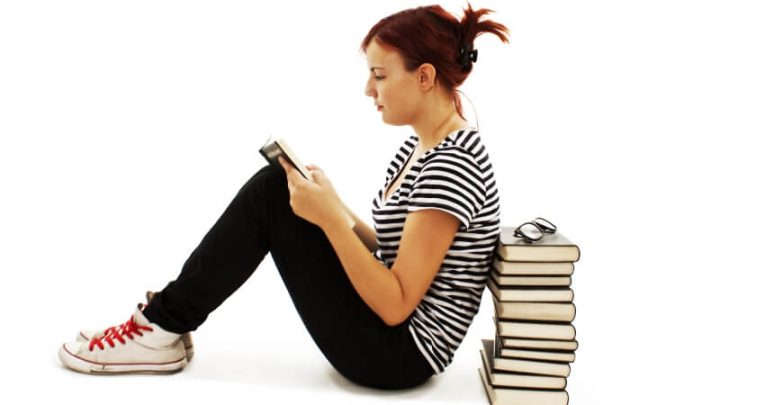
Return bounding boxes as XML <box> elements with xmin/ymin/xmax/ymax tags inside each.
<box><xmin>382</xmin><ymin>316</ymin><xmax>405</xmax><ymax>328</ymax></box>
<box><xmin>382</xmin><ymin>316</ymin><xmax>403</xmax><ymax>328</ymax></box>
<box><xmin>381</xmin><ymin>306</ymin><xmax>412</xmax><ymax>327</ymax></box>
<box><xmin>381</xmin><ymin>268</ymin><xmax>413</xmax><ymax>327</ymax></box>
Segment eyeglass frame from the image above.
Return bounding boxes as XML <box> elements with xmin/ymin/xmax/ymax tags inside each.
<box><xmin>513</xmin><ymin>217</ymin><xmax>557</xmax><ymax>243</ymax></box>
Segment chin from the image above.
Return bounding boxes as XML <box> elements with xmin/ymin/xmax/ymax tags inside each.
<box><xmin>381</xmin><ymin>113</ymin><xmax>408</xmax><ymax>127</ymax></box>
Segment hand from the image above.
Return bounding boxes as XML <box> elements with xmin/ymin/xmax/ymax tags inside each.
<box><xmin>304</xmin><ymin>164</ymin><xmax>355</xmax><ymax>225</ymax></box>
<box><xmin>278</xmin><ymin>157</ymin><xmax>351</xmax><ymax>230</ymax></box>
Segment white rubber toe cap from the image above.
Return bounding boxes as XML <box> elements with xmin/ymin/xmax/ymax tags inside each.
<box><xmin>59</xmin><ymin>342</ymin><xmax>92</xmax><ymax>374</ymax></box>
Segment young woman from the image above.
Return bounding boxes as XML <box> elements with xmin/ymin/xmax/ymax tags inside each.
<box><xmin>59</xmin><ymin>2</ymin><xmax>509</xmax><ymax>390</ymax></box>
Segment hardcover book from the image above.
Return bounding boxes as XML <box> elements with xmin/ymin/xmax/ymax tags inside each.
<box><xmin>495</xmin><ymin>347</ymin><xmax>575</xmax><ymax>363</ymax></box>
<box><xmin>498</xmin><ymin>336</ymin><xmax>579</xmax><ymax>351</ymax></box>
<box><xmin>491</xmin><ymin>271</ymin><xmax>572</xmax><ymax>287</ymax></box>
<box><xmin>480</xmin><ymin>339</ymin><xmax>567</xmax><ymax>389</ymax></box>
<box><xmin>494</xmin><ymin>318</ymin><xmax>577</xmax><ymax>341</ymax></box>
<box><xmin>496</xmin><ymin>226</ymin><xmax>580</xmax><ymax>262</ymax></box>
<box><xmin>479</xmin><ymin>365</ymin><xmax>569</xmax><ymax>405</ymax></box>
<box><xmin>488</xmin><ymin>277</ymin><xmax>574</xmax><ymax>302</ymax></box>
<box><xmin>492</xmin><ymin>296</ymin><xmax>576</xmax><ymax>322</ymax></box>
<box><xmin>482</xmin><ymin>353</ymin><xmax>571</xmax><ymax>377</ymax></box>
<box><xmin>258</xmin><ymin>135</ymin><xmax>311</xmax><ymax>180</ymax></box>
<box><xmin>493</xmin><ymin>257</ymin><xmax>575</xmax><ymax>275</ymax></box>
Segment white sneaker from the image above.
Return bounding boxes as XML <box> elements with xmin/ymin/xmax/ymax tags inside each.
<box><xmin>59</xmin><ymin>307</ymin><xmax>187</xmax><ymax>374</ymax></box>
<box><xmin>77</xmin><ymin>291</ymin><xmax>195</xmax><ymax>361</ymax></box>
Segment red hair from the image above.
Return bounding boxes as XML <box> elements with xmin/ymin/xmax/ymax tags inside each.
<box><xmin>360</xmin><ymin>2</ymin><xmax>510</xmax><ymax>121</ymax></box>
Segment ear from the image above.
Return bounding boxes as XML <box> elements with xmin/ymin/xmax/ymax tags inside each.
<box><xmin>417</xmin><ymin>63</ymin><xmax>437</xmax><ymax>91</ymax></box>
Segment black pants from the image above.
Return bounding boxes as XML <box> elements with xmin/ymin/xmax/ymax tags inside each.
<box><xmin>142</xmin><ymin>164</ymin><xmax>435</xmax><ymax>390</ymax></box>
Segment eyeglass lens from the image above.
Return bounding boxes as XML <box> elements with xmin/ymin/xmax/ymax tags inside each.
<box><xmin>533</xmin><ymin>217</ymin><xmax>556</xmax><ymax>233</ymax></box>
<box><xmin>516</xmin><ymin>222</ymin><xmax>543</xmax><ymax>241</ymax></box>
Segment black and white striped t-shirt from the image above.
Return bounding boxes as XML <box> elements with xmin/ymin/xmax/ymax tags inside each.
<box><xmin>371</xmin><ymin>127</ymin><xmax>501</xmax><ymax>374</ymax></box>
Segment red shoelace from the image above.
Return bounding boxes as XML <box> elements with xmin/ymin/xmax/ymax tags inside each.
<box><xmin>87</xmin><ymin>303</ymin><xmax>148</xmax><ymax>344</ymax></box>
<box><xmin>89</xmin><ymin>315</ymin><xmax>154</xmax><ymax>351</ymax></box>
<box><xmin>98</xmin><ymin>321</ymin><xmax>129</xmax><ymax>339</ymax></box>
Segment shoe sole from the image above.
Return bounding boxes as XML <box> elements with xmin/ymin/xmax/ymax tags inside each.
<box><xmin>58</xmin><ymin>344</ymin><xmax>187</xmax><ymax>374</ymax></box>
<box><xmin>77</xmin><ymin>331</ymin><xmax>195</xmax><ymax>362</ymax></box>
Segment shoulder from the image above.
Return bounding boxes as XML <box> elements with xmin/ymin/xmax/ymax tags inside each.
<box><xmin>422</xmin><ymin>131</ymin><xmax>485</xmax><ymax>172</ymax></box>
<box><xmin>452</xmin><ymin>128</ymin><xmax>484</xmax><ymax>152</ymax></box>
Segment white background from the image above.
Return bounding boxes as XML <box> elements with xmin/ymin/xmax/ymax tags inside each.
<box><xmin>1</xmin><ymin>0</ymin><xmax>763</xmax><ymax>403</ymax></box>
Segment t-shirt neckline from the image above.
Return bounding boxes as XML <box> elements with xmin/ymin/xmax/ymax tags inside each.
<box><xmin>381</xmin><ymin>127</ymin><xmax>474</xmax><ymax>205</ymax></box>
<box><xmin>410</xmin><ymin>126</ymin><xmax>475</xmax><ymax>156</ymax></box>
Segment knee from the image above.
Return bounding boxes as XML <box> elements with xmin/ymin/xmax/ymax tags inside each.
<box><xmin>254</xmin><ymin>163</ymin><xmax>286</xmax><ymax>184</ymax></box>
<box><xmin>240</xmin><ymin>164</ymin><xmax>287</xmax><ymax>199</ymax></box>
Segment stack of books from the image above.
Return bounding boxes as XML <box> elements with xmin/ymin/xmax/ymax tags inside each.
<box><xmin>479</xmin><ymin>225</ymin><xmax>581</xmax><ymax>405</ymax></box>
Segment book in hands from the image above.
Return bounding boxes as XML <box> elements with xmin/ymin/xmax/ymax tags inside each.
<box><xmin>258</xmin><ymin>135</ymin><xmax>356</xmax><ymax>229</ymax></box>
<box><xmin>259</xmin><ymin>136</ymin><xmax>311</xmax><ymax>180</ymax></box>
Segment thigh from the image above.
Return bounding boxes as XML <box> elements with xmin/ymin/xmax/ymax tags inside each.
<box><xmin>251</xmin><ymin>165</ymin><xmax>433</xmax><ymax>389</ymax></box>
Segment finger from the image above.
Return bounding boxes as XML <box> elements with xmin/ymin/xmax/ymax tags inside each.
<box><xmin>281</xmin><ymin>157</ymin><xmax>307</xmax><ymax>186</ymax></box>
<box><xmin>309</xmin><ymin>170</ymin><xmax>322</xmax><ymax>183</ymax></box>
<box><xmin>283</xmin><ymin>170</ymin><xmax>296</xmax><ymax>193</ymax></box>
<box><xmin>279</xmin><ymin>157</ymin><xmax>296</xmax><ymax>178</ymax></box>
<box><xmin>278</xmin><ymin>157</ymin><xmax>296</xmax><ymax>191</ymax></box>
<box><xmin>278</xmin><ymin>156</ymin><xmax>290</xmax><ymax>171</ymax></box>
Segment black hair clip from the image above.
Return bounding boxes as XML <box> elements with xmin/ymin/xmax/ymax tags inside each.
<box><xmin>458</xmin><ymin>43</ymin><xmax>478</xmax><ymax>70</ymax></box>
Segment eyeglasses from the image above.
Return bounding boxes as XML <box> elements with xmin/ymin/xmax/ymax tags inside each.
<box><xmin>513</xmin><ymin>217</ymin><xmax>557</xmax><ymax>243</ymax></box>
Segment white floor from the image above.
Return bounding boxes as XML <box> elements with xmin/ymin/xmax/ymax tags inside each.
<box><xmin>39</xmin><ymin>258</ymin><xmax>531</xmax><ymax>405</ymax></box>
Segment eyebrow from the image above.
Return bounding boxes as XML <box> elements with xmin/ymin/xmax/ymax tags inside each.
<box><xmin>369</xmin><ymin>66</ymin><xmax>385</xmax><ymax>72</ymax></box>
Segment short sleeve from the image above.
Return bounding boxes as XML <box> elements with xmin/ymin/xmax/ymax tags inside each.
<box><xmin>407</xmin><ymin>148</ymin><xmax>487</xmax><ymax>230</ymax></box>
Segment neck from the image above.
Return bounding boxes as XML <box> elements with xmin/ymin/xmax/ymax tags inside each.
<box><xmin>411</xmin><ymin>96</ymin><xmax>468</xmax><ymax>151</ymax></box>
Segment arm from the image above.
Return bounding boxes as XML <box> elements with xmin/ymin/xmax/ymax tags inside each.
<box><xmin>280</xmin><ymin>158</ymin><xmax>459</xmax><ymax>326</ymax></box>
<box><xmin>322</xmin><ymin>209</ymin><xmax>459</xmax><ymax>327</ymax></box>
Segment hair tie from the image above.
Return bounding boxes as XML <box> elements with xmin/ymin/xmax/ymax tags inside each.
<box><xmin>458</xmin><ymin>43</ymin><xmax>478</xmax><ymax>71</ymax></box>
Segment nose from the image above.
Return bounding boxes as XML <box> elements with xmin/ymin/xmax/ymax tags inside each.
<box><xmin>364</xmin><ymin>76</ymin><xmax>376</xmax><ymax>98</ymax></box>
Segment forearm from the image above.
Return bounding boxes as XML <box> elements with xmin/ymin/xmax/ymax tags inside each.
<box><xmin>321</xmin><ymin>219</ymin><xmax>404</xmax><ymax>326</ymax></box>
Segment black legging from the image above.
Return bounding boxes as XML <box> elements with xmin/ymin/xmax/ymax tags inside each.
<box><xmin>141</xmin><ymin>164</ymin><xmax>435</xmax><ymax>390</ymax></box>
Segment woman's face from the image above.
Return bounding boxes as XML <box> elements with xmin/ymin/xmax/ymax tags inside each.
<box><xmin>364</xmin><ymin>39</ymin><xmax>423</xmax><ymax>126</ymax></box>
